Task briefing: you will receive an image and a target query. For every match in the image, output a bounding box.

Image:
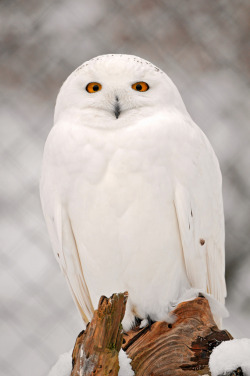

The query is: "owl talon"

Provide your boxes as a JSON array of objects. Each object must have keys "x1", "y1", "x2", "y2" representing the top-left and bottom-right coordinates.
[
  {"x1": 134, "y1": 316, "x2": 142, "y2": 327},
  {"x1": 229, "y1": 367, "x2": 244, "y2": 376},
  {"x1": 219, "y1": 367, "x2": 244, "y2": 376},
  {"x1": 147, "y1": 315, "x2": 155, "y2": 330}
]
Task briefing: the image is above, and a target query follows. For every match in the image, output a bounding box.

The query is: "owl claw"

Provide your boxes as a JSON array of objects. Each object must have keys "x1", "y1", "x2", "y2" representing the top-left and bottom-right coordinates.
[
  {"x1": 146, "y1": 315, "x2": 155, "y2": 330},
  {"x1": 229, "y1": 367, "x2": 244, "y2": 376},
  {"x1": 134, "y1": 316, "x2": 142, "y2": 327},
  {"x1": 219, "y1": 367, "x2": 244, "y2": 376}
]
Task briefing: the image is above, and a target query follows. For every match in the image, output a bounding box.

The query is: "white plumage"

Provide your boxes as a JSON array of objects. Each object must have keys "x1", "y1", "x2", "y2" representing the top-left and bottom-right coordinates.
[{"x1": 40, "y1": 54, "x2": 226, "y2": 330}]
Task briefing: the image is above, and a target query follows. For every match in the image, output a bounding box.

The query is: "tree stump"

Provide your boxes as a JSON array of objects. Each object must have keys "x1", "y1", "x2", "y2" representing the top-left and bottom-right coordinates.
[
  {"x1": 71, "y1": 293, "x2": 233, "y2": 376},
  {"x1": 71, "y1": 293, "x2": 128, "y2": 376}
]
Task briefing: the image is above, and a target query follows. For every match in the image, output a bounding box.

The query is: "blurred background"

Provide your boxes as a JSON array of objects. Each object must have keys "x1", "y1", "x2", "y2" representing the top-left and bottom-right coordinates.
[{"x1": 0, "y1": 1, "x2": 249, "y2": 375}]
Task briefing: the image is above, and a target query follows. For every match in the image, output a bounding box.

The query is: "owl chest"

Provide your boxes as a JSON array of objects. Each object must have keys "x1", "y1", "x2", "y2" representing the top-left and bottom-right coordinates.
[
  {"x1": 62, "y1": 132, "x2": 184, "y2": 286},
  {"x1": 58, "y1": 118, "x2": 191, "y2": 203},
  {"x1": 64, "y1": 137, "x2": 176, "y2": 222}
]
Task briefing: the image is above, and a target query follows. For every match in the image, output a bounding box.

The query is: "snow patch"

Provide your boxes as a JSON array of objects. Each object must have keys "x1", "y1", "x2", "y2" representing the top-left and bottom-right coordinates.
[
  {"x1": 118, "y1": 349, "x2": 134, "y2": 376},
  {"x1": 48, "y1": 348, "x2": 134, "y2": 376},
  {"x1": 209, "y1": 338, "x2": 250, "y2": 375},
  {"x1": 48, "y1": 350, "x2": 72, "y2": 376}
]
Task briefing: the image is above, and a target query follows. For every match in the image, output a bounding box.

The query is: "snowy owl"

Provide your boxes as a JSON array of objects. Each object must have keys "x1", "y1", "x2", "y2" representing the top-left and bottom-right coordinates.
[{"x1": 40, "y1": 54, "x2": 226, "y2": 331}]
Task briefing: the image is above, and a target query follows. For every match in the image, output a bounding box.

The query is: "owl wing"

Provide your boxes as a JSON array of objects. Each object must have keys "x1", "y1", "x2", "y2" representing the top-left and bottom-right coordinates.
[
  {"x1": 41, "y1": 194, "x2": 94, "y2": 324},
  {"x1": 174, "y1": 129, "x2": 227, "y2": 307}
]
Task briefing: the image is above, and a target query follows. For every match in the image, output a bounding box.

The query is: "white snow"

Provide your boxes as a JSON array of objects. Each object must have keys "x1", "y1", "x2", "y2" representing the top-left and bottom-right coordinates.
[
  {"x1": 48, "y1": 348, "x2": 134, "y2": 376},
  {"x1": 209, "y1": 338, "x2": 250, "y2": 375},
  {"x1": 48, "y1": 350, "x2": 72, "y2": 376},
  {"x1": 118, "y1": 349, "x2": 134, "y2": 376}
]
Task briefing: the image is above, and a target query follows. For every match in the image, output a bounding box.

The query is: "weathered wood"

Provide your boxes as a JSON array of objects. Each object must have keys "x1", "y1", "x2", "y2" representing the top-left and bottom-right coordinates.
[
  {"x1": 71, "y1": 293, "x2": 233, "y2": 376},
  {"x1": 123, "y1": 296, "x2": 232, "y2": 375},
  {"x1": 71, "y1": 292, "x2": 128, "y2": 376}
]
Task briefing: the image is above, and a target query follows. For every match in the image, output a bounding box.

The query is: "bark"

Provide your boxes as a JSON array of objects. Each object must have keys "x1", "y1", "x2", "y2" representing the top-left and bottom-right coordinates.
[
  {"x1": 71, "y1": 292, "x2": 128, "y2": 376},
  {"x1": 71, "y1": 293, "x2": 233, "y2": 376}
]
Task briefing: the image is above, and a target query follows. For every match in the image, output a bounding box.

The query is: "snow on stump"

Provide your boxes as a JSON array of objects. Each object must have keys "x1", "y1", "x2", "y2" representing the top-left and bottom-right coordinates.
[{"x1": 71, "y1": 293, "x2": 233, "y2": 376}]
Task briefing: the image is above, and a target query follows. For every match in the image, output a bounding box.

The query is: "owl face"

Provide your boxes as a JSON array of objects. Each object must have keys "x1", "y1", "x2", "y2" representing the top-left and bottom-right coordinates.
[{"x1": 54, "y1": 54, "x2": 186, "y2": 129}]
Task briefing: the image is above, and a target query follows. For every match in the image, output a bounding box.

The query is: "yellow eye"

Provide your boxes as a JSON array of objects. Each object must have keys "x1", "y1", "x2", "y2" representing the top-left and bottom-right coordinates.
[
  {"x1": 86, "y1": 82, "x2": 102, "y2": 93},
  {"x1": 132, "y1": 81, "x2": 149, "y2": 92}
]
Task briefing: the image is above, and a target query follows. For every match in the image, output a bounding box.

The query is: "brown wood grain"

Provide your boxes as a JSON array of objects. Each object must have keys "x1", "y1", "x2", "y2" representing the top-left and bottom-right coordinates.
[
  {"x1": 71, "y1": 292, "x2": 128, "y2": 376},
  {"x1": 71, "y1": 293, "x2": 232, "y2": 376}
]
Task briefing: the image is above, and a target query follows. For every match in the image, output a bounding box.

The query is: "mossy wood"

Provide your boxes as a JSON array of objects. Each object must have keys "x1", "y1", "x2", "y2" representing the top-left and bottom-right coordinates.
[
  {"x1": 71, "y1": 293, "x2": 233, "y2": 376},
  {"x1": 71, "y1": 293, "x2": 128, "y2": 376}
]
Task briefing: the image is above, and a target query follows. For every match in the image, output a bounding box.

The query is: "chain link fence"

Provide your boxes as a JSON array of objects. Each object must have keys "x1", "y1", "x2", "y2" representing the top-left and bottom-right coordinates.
[{"x1": 0, "y1": 1, "x2": 249, "y2": 375}]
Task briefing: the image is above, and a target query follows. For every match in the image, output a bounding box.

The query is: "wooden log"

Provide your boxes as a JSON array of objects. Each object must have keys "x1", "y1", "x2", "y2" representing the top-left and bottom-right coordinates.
[
  {"x1": 71, "y1": 292, "x2": 128, "y2": 376},
  {"x1": 123, "y1": 296, "x2": 232, "y2": 375},
  {"x1": 71, "y1": 293, "x2": 233, "y2": 376}
]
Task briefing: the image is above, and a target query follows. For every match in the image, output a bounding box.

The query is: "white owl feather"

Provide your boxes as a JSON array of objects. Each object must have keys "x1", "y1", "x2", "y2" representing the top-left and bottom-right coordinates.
[{"x1": 40, "y1": 54, "x2": 227, "y2": 330}]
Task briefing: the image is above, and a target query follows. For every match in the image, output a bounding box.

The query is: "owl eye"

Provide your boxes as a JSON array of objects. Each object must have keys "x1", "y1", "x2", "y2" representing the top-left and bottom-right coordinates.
[
  {"x1": 132, "y1": 81, "x2": 149, "y2": 92},
  {"x1": 86, "y1": 82, "x2": 102, "y2": 93}
]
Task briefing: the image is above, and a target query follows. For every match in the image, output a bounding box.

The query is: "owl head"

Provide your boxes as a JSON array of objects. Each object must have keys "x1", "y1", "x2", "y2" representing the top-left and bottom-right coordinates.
[{"x1": 54, "y1": 54, "x2": 187, "y2": 129}]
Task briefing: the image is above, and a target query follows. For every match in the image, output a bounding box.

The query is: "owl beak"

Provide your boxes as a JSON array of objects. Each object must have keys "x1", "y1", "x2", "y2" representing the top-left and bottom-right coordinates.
[{"x1": 114, "y1": 96, "x2": 121, "y2": 119}]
